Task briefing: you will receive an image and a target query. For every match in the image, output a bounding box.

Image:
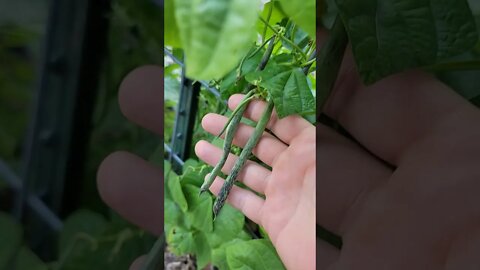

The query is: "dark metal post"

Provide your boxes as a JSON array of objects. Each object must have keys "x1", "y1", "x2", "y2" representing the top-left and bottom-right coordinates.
[
  {"x1": 169, "y1": 70, "x2": 200, "y2": 173},
  {"x1": 18, "y1": 0, "x2": 110, "y2": 259}
]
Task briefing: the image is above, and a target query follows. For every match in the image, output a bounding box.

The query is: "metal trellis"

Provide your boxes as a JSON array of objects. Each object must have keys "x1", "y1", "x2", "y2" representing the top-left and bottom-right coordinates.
[
  {"x1": 0, "y1": 0, "x2": 110, "y2": 260},
  {"x1": 164, "y1": 48, "x2": 223, "y2": 173}
]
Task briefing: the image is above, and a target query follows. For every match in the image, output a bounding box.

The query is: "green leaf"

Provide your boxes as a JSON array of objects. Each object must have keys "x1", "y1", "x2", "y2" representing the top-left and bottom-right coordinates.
[
  {"x1": 226, "y1": 239, "x2": 286, "y2": 270},
  {"x1": 336, "y1": 0, "x2": 479, "y2": 84},
  {"x1": 259, "y1": 226, "x2": 270, "y2": 240},
  {"x1": 283, "y1": 23, "x2": 311, "y2": 51},
  {"x1": 168, "y1": 175, "x2": 188, "y2": 212},
  {"x1": 211, "y1": 239, "x2": 246, "y2": 270},
  {"x1": 321, "y1": 0, "x2": 338, "y2": 29},
  {"x1": 164, "y1": 198, "x2": 184, "y2": 234},
  {"x1": 181, "y1": 161, "x2": 209, "y2": 187},
  {"x1": 258, "y1": 1, "x2": 287, "y2": 40},
  {"x1": 219, "y1": 48, "x2": 264, "y2": 99},
  {"x1": 206, "y1": 204, "x2": 247, "y2": 249},
  {"x1": 14, "y1": 246, "x2": 47, "y2": 270},
  {"x1": 164, "y1": 76, "x2": 180, "y2": 102},
  {"x1": 165, "y1": 0, "x2": 181, "y2": 47},
  {"x1": 174, "y1": 0, "x2": 260, "y2": 80},
  {"x1": 0, "y1": 212, "x2": 22, "y2": 268},
  {"x1": 183, "y1": 159, "x2": 199, "y2": 169},
  {"x1": 278, "y1": 0, "x2": 316, "y2": 37},
  {"x1": 192, "y1": 231, "x2": 211, "y2": 269},
  {"x1": 166, "y1": 226, "x2": 196, "y2": 255},
  {"x1": 183, "y1": 184, "x2": 213, "y2": 232},
  {"x1": 246, "y1": 67, "x2": 315, "y2": 118},
  {"x1": 59, "y1": 209, "x2": 107, "y2": 257}
]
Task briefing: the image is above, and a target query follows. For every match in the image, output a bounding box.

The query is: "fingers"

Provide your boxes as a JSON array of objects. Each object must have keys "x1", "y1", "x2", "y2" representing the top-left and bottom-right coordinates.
[
  {"x1": 119, "y1": 65, "x2": 163, "y2": 135},
  {"x1": 97, "y1": 151, "x2": 163, "y2": 235},
  {"x1": 209, "y1": 177, "x2": 265, "y2": 225},
  {"x1": 323, "y1": 49, "x2": 474, "y2": 165},
  {"x1": 202, "y1": 113, "x2": 287, "y2": 166},
  {"x1": 195, "y1": 140, "x2": 270, "y2": 194},
  {"x1": 228, "y1": 95, "x2": 313, "y2": 144},
  {"x1": 316, "y1": 124, "x2": 392, "y2": 235}
]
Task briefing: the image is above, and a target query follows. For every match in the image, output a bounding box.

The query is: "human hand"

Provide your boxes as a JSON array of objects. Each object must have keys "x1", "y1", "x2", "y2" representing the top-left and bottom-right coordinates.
[
  {"x1": 195, "y1": 96, "x2": 316, "y2": 270},
  {"x1": 96, "y1": 66, "x2": 163, "y2": 269},
  {"x1": 314, "y1": 44, "x2": 480, "y2": 269}
]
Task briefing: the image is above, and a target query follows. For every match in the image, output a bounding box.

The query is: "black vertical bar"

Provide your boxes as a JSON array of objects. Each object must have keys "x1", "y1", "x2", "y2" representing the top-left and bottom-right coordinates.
[
  {"x1": 169, "y1": 71, "x2": 200, "y2": 173},
  {"x1": 19, "y1": 0, "x2": 110, "y2": 259}
]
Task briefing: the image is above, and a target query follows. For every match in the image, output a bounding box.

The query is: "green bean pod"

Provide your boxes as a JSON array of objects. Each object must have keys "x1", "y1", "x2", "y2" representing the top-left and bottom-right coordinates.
[
  {"x1": 199, "y1": 91, "x2": 255, "y2": 195},
  {"x1": 213, "y1": 98, "x2": 274, "y2": 219},
  {"x1": 215, "y1": 90, "x2": 255, "y2": 139}
]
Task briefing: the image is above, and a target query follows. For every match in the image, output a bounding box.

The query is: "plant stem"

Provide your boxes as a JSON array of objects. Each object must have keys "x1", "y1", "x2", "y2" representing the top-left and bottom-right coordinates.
[
  {"x1": 302, "y1": 50, "x2": 316, "y2": 75},
  {"x1": 318, "y1": 16, "x2": 348, "y2": 111},
  {"x1": 262, "y1": 2, "x2": 274, "y2": 43},
  {"x1": 258, "y1": 16, "x2": 308, "y2": 60},
  {"x1": 213, "y1": 98, "x2": 275, "y2": 219}
]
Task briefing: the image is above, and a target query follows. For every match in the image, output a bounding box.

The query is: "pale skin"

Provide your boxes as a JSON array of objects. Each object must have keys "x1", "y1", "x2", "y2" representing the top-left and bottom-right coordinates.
[{"x1": 97, "y1": 41, "x2": 480, "y2": 269}]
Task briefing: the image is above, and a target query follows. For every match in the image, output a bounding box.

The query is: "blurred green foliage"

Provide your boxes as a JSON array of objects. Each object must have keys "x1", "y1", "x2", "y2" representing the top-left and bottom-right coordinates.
[
  {"x1": 0, "y1": 24, "x2": 36, "y2": 171},
  {"x1": 0, "y1": 0, "x2": 162, "y2": 268}
]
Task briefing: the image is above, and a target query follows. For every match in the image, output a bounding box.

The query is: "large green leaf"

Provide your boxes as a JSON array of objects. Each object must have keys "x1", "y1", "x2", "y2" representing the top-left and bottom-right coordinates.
[
  {"x1": 165, "y1": 198, "x2": 184, "y2": 234},
  {"x1": 336, "y1": 0, "x2": 479, "y2": 84},
  {"x1": 192, "y1": 231, "x2": 211, "y2": 269},
  {"x1": 166, "y1": 226, "x2": 196, "y2": 255},
  {"x1": 168, "y1": 175, "x2": 188, "y2": 212},
  {"x1": 181, "y1": 161, "x2": 209, "y2": 187},
  {"x1": 226, "y1": 239, "x2": 286, "y2": 270},
  {"x1": 211, "y1": 238, "x2": 246, "y2": 270},
  {"x1": 278, "y1": 0, "x2": 316, "y2": 37},
  {"x1": 0, "y1": 212, "x2": 22, "y2": 268},
  {"x1": 165, "y1": 0, "x2": 181, "y2": 47},
  {"x1": 183, "y1": 184, "x2": 213, "y2": 232},
  {"x1": 206, "y1": 204, "x2": 247, "y2": 249},
  {"x1": 220, "y1": 47, "x2": 264, "y2": 99},
  {"x1": 246, "y1": 67, "x2": 315, "y2": 118},
  {"x1": 174, "y1": 0, "x2": 259, "y2": 80}
]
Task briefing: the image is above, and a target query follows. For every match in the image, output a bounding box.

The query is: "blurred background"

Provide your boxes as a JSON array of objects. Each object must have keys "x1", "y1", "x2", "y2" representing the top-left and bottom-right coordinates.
[{"x1": 0, "y1": 0, "x2": 162, "y2": 268}]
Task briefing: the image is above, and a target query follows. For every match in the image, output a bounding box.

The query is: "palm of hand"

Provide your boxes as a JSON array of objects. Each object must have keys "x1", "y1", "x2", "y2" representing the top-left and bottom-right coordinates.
[
  {"x1": 195, "y1": 95, "x2": 316, "y2": 270},
  {"x1": 262, "y1": 127, "x2": 316, "y2": 270},
  {"x1": 317, "y1": 57, "x2": 480, "y2": 269},
  {"x1": 330, "y1": 132, "x2": 480, "y2": 269}
]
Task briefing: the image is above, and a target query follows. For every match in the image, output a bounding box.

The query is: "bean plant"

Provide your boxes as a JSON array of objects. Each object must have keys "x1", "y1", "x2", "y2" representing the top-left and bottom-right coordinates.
[
  {"x1": 164, "y1": 0, "x2": 316, "y2": 269},
  {"x1": 162, "y1": 0, "x2": 480, "y2": 269}
]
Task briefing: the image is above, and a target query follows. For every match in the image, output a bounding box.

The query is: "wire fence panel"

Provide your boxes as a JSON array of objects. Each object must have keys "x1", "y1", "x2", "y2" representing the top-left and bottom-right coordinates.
[{"x1": 164, "y1": 47, "x2": 226, "y2": 173}]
